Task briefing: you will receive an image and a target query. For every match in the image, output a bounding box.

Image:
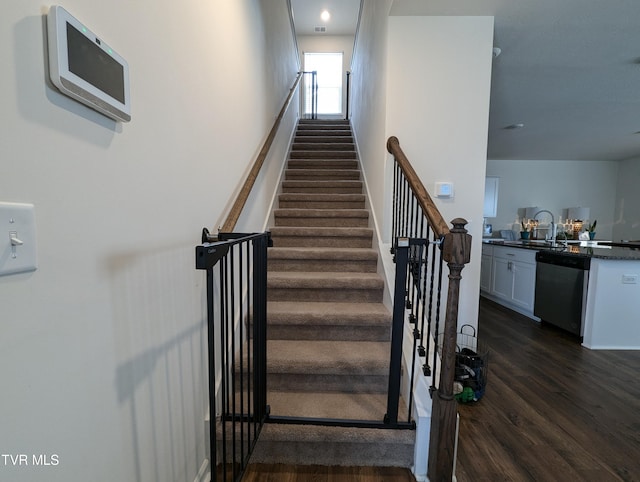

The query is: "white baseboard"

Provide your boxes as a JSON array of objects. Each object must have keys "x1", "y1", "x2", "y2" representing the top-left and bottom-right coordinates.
[{"x1": 194, "y1": 458, "x2": 210, "y2": 482}]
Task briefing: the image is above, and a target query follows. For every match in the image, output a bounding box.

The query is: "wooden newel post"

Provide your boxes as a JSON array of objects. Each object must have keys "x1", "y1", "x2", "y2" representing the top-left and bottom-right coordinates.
[{"x1": 428, "y1": 218, "x2": 472, "y2": 482}]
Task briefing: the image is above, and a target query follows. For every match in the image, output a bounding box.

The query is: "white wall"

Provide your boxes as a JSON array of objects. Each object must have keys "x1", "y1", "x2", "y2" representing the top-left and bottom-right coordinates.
[
  {"x1": 0, "y1": 1, "x2": 298, "y2": 481},
  {"x1": 613, "y1": 158, "x2": 640, "y2": 242},
  {"x1": 350, "y1": 0, "x2": 394, "y2": 228},
  {"x1": 297, "y1": 35, "x2": 354, "y2": 117},
  {"x1": 486, "y1": 160, "x2": 619, "y2": 240},
  {"x1": 385, "y1": 16, "x2": 495, "y2": 330}
]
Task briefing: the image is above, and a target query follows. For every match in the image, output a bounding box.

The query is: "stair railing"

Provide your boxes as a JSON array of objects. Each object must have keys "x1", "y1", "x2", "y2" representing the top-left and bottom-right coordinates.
[
  {"x1": 219, "y1": 72, "x2": 302, "y2": 234},
  {"x1": 386, "y1": 136, "x2": 472, "y2": 482},
  {"x1": 345, "y1": 70, "x2": 351, "y2": 120},
  {"x1": 301, "y1": 70, "x2": 318, "y2": 120},
  {"x1": 195, "y1": 229, "x2": 270, "y2": 482}
]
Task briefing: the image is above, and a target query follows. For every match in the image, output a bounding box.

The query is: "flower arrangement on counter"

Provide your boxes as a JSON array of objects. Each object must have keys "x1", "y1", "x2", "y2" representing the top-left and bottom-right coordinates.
[{"x1": 520, "y1": 221, "x2": 533, "y2": 239}]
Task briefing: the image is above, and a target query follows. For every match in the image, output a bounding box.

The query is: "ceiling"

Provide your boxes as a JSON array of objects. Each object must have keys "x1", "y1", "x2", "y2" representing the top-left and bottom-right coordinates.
[
  {"x1": 290, "y1": 0, "x2": 361, "y2": 36},
  {"x1": 291, "y1": 0, "x2": 640, "y2": 162}
]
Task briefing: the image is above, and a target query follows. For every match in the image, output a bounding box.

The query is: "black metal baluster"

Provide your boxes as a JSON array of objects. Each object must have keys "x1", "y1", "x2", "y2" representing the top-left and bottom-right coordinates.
[
  {"x1": 391, "y1": 162, "x2": 398, "y2": 254},
  {"x1": 219, "y1": 258, "x2": 228, "y2": 480}
]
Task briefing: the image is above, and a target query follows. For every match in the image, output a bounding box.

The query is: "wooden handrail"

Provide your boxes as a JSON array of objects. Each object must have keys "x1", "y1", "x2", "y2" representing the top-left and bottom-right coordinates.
[
  {"x1": 220, "y1": 72, "x2": 303, "y2": 233},
  {"x1": 386, "y1": 136, "x2": 450, "y2": 239}
]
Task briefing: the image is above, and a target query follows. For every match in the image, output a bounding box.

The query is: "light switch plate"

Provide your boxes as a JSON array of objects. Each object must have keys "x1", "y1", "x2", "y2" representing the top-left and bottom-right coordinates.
[
  {"x1": 435, "y1": 182, "x2": 454, "y2": 198},
  {"x1": 0, "y1": 202, "x2": 38, "y2": 276}
]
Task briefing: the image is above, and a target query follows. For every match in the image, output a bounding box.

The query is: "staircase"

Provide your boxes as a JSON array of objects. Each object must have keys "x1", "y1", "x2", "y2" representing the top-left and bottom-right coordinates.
[{"x1": 250, "y1": 119, "x2": 415, "y2": 467}]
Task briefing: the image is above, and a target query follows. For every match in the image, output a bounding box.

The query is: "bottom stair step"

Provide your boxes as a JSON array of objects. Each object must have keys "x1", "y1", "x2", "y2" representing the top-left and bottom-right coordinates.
[
  {"x1": 250, "y1": 423, "x2": 415, "y2": 467},
  {"x1": 267, "y1": 391, "x2": 410, "y2": 422}
]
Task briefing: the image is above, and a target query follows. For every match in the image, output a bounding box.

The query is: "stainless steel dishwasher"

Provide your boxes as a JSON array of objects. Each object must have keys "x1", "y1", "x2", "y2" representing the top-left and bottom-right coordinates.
[{"x1": 534, "y1": 251, "x2": 590, "y2": 336}]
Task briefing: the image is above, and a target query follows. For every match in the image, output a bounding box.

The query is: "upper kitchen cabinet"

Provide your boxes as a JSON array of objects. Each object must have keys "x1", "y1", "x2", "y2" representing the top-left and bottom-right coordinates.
[{"x1": 484, "y1": 177, "x2": 499, "y2": 218}]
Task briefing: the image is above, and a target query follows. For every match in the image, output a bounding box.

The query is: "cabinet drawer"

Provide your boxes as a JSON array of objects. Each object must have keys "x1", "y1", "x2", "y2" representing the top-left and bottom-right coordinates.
[
  {"x1": 482, "y1": 244, "x2": 493, "y2": 256},
  {"x1": 492, "y1": 245, "x2": 536, "y2": 264}
]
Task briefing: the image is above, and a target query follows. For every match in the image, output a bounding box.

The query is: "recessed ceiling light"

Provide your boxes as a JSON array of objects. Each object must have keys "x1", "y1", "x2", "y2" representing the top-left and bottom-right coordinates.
[
  {"x1": 504, "y1": 123, "x2": 525, "y2": 129},
  {"x1": 321, "y1": 10, "x2": 330, "y2": 22}
]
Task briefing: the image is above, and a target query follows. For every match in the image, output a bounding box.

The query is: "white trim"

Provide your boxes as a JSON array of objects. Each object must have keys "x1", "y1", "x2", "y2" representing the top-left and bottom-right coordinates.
[{"x1": 194, "y1": 458, "x2": 210, "y2": 482}]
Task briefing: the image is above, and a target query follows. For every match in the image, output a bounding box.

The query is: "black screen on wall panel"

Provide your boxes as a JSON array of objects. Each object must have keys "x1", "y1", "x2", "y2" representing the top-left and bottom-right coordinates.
[{"x1": 66, "y1": 22, "x2": 125, "y2": 103}]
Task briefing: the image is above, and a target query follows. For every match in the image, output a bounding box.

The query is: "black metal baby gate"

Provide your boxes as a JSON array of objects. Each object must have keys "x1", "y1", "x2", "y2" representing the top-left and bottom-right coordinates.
[{"x1": 195, "y1": 229, "x2": 270, "y2": 482}]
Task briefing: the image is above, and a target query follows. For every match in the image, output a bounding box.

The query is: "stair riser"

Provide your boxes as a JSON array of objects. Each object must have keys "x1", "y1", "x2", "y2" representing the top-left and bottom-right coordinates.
[
  {"x1": 285, "y1": 171, "x2": 360, "y2": 181},
  {"x1": 278, "y1": 201, "x2": 365, "y2": 209},
  {"x1": 268, "y1": 373, "x2": 388, "y2": 394},
  {"x1": 274, "y1": 217, "x2": 369, "y2": 228},
  {"x1": 267, "y1": 324, "x2": 390, "y2": 342},
  {"x1": 287, "y1": 160, "x2": 358, "y2": 169},
  {"x1": 270, "y1": 236, "x2": 372, "y2": 248},
  {"x1": 290, "y1": 151, "x2": 357, "y2": 159},
  {"x1": 295, "y1": 136, "x2": 354, "y2": 143},
  {"x1": 281, "y1": 183, "x2": 363, "y2": 194},
  {"x1": 250, "y1": 440, "x2": 414, "y2": 467},
  {"x1": 267, "y1": 287, "x2": 383, "y2": 303},
  {"x1": 295, "y1": 133, "x2": 352, "y2": 139},
  {"x1": 282, "y1": 187, "x2": 363, "y2": 194},
  {"x1": 268, "y1": 259, "x2": 377, "y2": 273},
  {"x1": 297, "y1": 125, "x2": 351, "y2": 131},
  {"x1": 292, "y1": 144, "x2": 355, "y2": 151}
]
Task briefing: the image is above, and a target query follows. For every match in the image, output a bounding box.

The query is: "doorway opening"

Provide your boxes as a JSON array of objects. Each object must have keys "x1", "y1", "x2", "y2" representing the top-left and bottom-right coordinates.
[{"x1": 303, "y1": 52, "x2": 343, "y2": 116}]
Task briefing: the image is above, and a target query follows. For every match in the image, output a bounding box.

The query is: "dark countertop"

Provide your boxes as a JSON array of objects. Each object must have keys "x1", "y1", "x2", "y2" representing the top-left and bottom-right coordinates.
[{"x1": 485, "y1": 240, "x2": 640, "y2": 261}]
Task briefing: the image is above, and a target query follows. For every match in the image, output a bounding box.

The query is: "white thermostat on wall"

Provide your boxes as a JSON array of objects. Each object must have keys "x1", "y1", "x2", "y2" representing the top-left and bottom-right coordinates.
[
  {"x1": 47, "y1": 5, "x2": 131, "y2": 122},
  {"x1": 435, "y1": 182, "x2": 454, "y2": 198}
]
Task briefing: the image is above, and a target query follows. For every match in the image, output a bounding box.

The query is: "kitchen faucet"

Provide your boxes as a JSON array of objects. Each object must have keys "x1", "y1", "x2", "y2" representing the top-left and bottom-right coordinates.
[{"x1": 533, "y1": 210, "x2": 556, "y2": 246}]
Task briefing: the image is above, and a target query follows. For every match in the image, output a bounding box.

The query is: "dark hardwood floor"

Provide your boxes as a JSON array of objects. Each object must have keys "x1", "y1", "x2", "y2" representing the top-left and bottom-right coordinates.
[{"x1": 455, "y1": 298, "x2": 640, "y2": 482}]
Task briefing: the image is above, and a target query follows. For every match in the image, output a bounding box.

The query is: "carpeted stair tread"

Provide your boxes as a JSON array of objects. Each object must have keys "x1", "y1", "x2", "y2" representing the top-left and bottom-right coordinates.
[
  {"x1": 270, "y1": 226, "x2": 373, "y2": 248},
  {"x1": 274, "y1": 208, "x2": 368, "y2": 219},
  {"x1": 270, "y1": 226, "x2": 372, "y2": 237},
  {"x1": 279, "y1": 193, "x2": 365, "y2": 202},
  {"x1": 266, "y1": 301, "x2": 390, "y2": 341},
  {"x1": 290, "y1": 150, "x2": 357, "y2": 159},
  {"x1": 267, "y1": 301, "x2": 390, "y2": 325},
  {"x1": 297, "y1": 124, "x2": 351, "y2": 130},
  {"x1": 274, "y1": 209, "x2": 369, "y2": 228},
  {"x1": 267, "y1": 340, "x2": 389, "y2": 375},
  {"x1": 294, "y1": 130, "x2": 352, "y2": 137},
  {"x1": 287, "y1": 159, "x2": 359, "y2": 169},
  {"x1": 278, "y1": 193, "x2": 365, "y2": 210},
  {"x1": 250, "y1": 424, "x2": 414, "y2": 467},
  {"x1": 274, "y1": 208, "x2": 367, "y2": 215},
  {"x1": 268, "y1": 247, "x2": 377, "y2": 262},
  {"x1": 268, "y1": 247, "x2": 377, "y2": 272},
  {"x1": 292, "y1": 143, "x2": 355, "y2": 151},
  {"x1": 267, "y1": 392, "x2": 406, "y2": 421},
  {"x1": 267, "y1": 271, "x2": 384, "y2": 290},
  {"x1": 285, "y1": 169, "x2": 360, "y2": 180},
  {"x1": 295, "y1": 135, "x2": 354, "y2": 143},
  {"x1": 281, "y1": 181, "x2": 363, "y2": 195}
]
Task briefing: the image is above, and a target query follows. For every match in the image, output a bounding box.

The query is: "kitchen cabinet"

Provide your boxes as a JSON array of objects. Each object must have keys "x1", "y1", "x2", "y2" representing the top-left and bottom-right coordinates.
[
  {"x1": 480, "y1": 244, "x2": 493, "y2": 293},
  {"x1": 481, "y1": 244, "x2": 538, "y2": 319}
]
